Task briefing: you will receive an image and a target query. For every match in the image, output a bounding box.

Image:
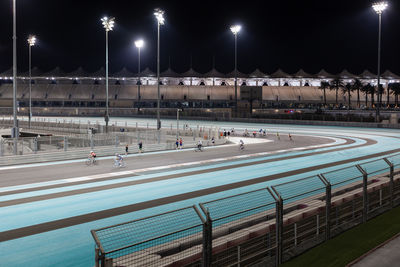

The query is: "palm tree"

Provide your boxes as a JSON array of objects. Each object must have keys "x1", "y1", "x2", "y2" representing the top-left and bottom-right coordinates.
[
  {"x1": 342, "y1": 83, "x2": 354, "y2": 110},
  {"x1": 377, "y1": 84, "x2": 384, "y2": 108},
  {"x1": 360, "y1": 83, "x2": 373, "y2": 108},
  {"x1": 389, "y1": 83, "x2": 400, "y2": 107},
  {"x1": 352, "y1": 79, "x2": 363, "y2": 108},
  {"x1": 329, "y1": 78, "x2": 344, "y2": 107},
  {"x1": 319, "y1": 81, "x2": 329, "y2": 106},
  {"x1": 369, "y1": 84, "x2": 376, "y2": 108}
]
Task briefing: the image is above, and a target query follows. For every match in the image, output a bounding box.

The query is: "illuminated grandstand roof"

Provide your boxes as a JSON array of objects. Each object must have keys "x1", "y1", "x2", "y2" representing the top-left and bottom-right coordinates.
[
  {"x1": 249, "y1": 69, "x2": 267, "y2": 78},
  {"x1": 0, "y1": 66, "x2": 399, "y2": 82},
  {"x1": 269, "y1": 69, "x2": 291, "y2": 78},
  {"x1": 358, "y1": 70, "x2": 376, "y2": 79}
]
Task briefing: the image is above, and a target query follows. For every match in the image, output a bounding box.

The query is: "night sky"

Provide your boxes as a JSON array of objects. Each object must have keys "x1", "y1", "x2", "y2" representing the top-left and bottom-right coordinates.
[{"x1": 0, "y1": 0, "x2": 399, "y2": 75}]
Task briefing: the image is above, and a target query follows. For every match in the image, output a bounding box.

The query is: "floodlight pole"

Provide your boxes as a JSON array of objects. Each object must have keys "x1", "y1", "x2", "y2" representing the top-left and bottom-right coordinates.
[
  {"x1": 28, "y1": 43, "x2": 32, "y2": 128},
  {"x1": 234, "y1": 33, "x2": 238, "y2": 117},
  {"x1": 137, "y1": 46, "x2": 141, "y2": 112},
  {"x1": 105, "y1": 29, "x2": 109, "y2": 133},
  {"x1": 156, "y1": 20, "x2": 161, "y2": 130},
  {"x1": 376, "y1": 12, "x2": 382, "y2": 122},
  {"x1": 12, "y1": 0, "x2": 18, "y2": 155}
]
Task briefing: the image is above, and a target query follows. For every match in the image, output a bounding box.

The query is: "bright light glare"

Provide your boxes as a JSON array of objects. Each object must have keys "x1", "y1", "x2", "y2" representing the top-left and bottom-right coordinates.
[
  {"x1": 27, "y1": 35, "x2": 36, "y2": 46},
  {"x1": 154, "y1": 9, "x2": 165, "y2": 25},
  {"x1": 372, "y1": 1, "x2": 388, "y2": 14},
  {"x1": 101, "y1": 16, "x2": 115, "y2": 31},
  {"x1": 230, "y1": 25, "x2": 241, "y2": 35},
  {"x1": 135, "y1": 39, "x2": 144, "y2": 48}
]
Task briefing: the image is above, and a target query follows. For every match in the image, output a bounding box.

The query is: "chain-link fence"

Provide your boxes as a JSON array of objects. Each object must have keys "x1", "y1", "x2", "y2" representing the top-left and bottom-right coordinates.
[
  {"x1": 271, "y1": 175, "x2": 327, "y2": 263},
  {"x1": 200, "y1": 188, "x2": 277, "y2": 266},
  {"x1": 91, "y1": 154, "x2": 400, "y2": 267},
  {"x1": 91, "y1": 206, "x2": 205, "y2": 267}
]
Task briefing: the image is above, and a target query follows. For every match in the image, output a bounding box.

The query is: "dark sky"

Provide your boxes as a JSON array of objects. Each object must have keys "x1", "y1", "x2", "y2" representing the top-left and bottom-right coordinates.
[{"x1": 0, "y1": 0, "x2": 399, "y2": 75}]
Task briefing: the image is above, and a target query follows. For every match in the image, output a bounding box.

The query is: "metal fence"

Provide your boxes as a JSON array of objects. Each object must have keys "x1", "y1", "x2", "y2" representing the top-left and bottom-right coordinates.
[
  {"x1": 200, "y1": 188, "x2": 277, "y2": 266},
  {"x1": 91, "y1": 206, "x2": 205, "y2": 267},
  {"x1": 91, "y1": 154, "x2": 400, "y2": 267},
  {"x1": 0, "y1": 118, "x2": 221, "y2": 156}
]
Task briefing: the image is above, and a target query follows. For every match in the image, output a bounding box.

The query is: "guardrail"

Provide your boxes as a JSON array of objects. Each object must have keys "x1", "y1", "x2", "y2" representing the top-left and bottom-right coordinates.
[
  {"x1": 0, "y1": 118, "x2": 223, "y2": 160},
  {"x1": 91, "y1": 153, "x2": 400, "y2": 267},
  {"x1": 0, "y1": 138, "x2": 226, "y2": 166}
]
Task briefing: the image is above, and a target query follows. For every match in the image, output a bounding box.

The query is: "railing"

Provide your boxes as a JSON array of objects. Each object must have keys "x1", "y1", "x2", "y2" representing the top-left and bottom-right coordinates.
[
  {"x1": 91, "y1": 206, "x2": 205, "y2": 267},
  {"x1": 91, "y1": 154, "x2": 400, "y2": 267},
  {"x1": 0, "y1": 118, "x2": 222, "y2": 157}
]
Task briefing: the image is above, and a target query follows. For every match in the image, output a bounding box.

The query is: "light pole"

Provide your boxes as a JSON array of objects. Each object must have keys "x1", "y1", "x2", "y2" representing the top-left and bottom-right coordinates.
[
  {"x1": 372, "y1": 1, "x2": 388, "y2": 122},
  {"x1": 154, "y1": 9, "x2": 165, "y2": 131},
  {"x1": 135, "y1": 39, "x2": 144, "y2": 112},
  {"x1": 12, "y1": 0, "x2": 18, "y2": 155},
  {"x1": 101, "y1": 16, "x2": 115, "y2": 133},
  {"x1": 27, "y1": 35, "x2": 36, "y2": 129},
  {"x1": 230, "y1": 25, "x2": 241, "y2": 117},
  {"x1": 176, "y1": 108, "x2": 182, "y2": 140}
]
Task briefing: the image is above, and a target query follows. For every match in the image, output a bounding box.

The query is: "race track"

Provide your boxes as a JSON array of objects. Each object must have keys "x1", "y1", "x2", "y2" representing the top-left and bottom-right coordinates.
[{"x1": 1, "y1": 117, "x2": 400, "y2": 267}]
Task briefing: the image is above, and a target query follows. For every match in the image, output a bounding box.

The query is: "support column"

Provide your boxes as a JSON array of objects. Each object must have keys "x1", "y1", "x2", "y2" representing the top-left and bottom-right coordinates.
[
  {"x1": 384, "y1": 158, "x2": 394, "y2": 208},
  {"x1": 356, "y1": 165, "x2": 368, "y2": 223}
]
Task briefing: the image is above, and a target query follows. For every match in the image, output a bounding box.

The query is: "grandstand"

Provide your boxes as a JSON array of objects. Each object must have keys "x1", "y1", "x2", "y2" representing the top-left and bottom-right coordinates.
[{"x1": 0, "y1": 68, "x2": 399, "y2": 113}]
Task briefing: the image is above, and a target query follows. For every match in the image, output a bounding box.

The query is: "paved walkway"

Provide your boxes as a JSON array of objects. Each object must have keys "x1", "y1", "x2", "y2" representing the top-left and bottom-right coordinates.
[{"x1": 351, "y1": 233, "x2": 400, "y2": 267}]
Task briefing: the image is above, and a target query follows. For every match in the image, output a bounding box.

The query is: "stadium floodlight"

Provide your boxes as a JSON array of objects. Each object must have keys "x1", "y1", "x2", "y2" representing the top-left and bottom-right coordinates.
[
  {"x1": 230, "y1": 24, "x2": 241, "y2": 116},
  {"x1": 101, "y1": 16, "x2": 115, "y2": 133},
  {"x1": 27, "y1": 35, "x2": 37, "y2": 129},
  {"x1": 154, "y1": 8, "x2": 165, "y2": 132},
  {"x1": 230, "y1": 25, "x2": 241, "y2": 35},
  {"x1": 372, "y1": 1, "x2": 388, "y2": 121},
  {"x1": 101, "y1": 16, "x2": 115, "y2": 31},
  {"x1": 134, "y1": 39, "x2": 144, "y2": 111},
  {"x1": 154, "y1": 9, "x2": 165, "y2": 25},
  {"x1": 372, "y1": 1, "x2": 388, "y2": 14},
  {"x1": 28, "y1": 35, "x2": 36, "y2": 47},
  {"x1": 135, "y1": 39, "x2": 144, "y2": 48}
]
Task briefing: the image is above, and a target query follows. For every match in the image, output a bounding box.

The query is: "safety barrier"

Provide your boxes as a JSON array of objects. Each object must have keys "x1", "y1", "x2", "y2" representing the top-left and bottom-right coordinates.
[{"x1": 91, "y1": 154, "x2": 400, "y2": 267}]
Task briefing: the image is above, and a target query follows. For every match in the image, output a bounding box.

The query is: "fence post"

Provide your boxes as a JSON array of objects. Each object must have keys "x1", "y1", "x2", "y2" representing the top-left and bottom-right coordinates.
[
  {"x1": 199, "y1": 205, "x2": 212, "y2": 267},
  {"x1": 94, "y1": 247, "x2": 100, "y2": 267},
  {"x1": 33, "y1": 137, "x2": 38, "y2": 153},
  {"x1": 115, "y1": 135, "x2": 119, "y2": 148},
  {"x1": 269, "y1": 187, "x2": 282, "y2": 266},
  {"x1": 356, "y1": 165, "x2": 368, "y2": 223},
  {"x1": 319, "y1": 174, "x2": 331, "y2": 240},
  {"x1": 90, "y1": 134, "x2": 94, "y2": 150},
  {"x1": 64, "y1": 136, "x2": 68, "y2": 151},
  {"x1": 0, "y1": 139, "x2": 3, "y2": 157},
  {"x1": 383, "y1": 158, "x2": 394, "y2": 208}
]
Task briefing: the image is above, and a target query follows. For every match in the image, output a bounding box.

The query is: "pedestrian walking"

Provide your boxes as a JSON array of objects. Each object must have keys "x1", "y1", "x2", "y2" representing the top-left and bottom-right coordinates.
[
  {"x1": 211, "y1": 137, "x2": 215, "y2": 145},
  {"x1": 179, "y1": 138, "x2": 183, "y2": 149},
  {"x1": 175, "y1": 139, "x2": 179, "y2": 150},
  {"x1": 223, "y1": 130, "x2": 227, "y2": 138},
  {"x1": 277, "y1": 132, "x2": 280, "y2": 140},
  {"x1": 289, "y1": 133, "x2": 293, "y2": 141},
  {"x1": 138, "y1": 141, "x2": 143, "y2": 153},
  {"x1": 125, "y1": 144, "x2": 129, "y2": 155}
]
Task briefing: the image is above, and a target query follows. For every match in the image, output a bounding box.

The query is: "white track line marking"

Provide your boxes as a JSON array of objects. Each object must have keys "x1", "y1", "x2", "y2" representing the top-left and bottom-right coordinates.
[{"x1": 0, "y1": 136, "x2": 343, "y2": 193}]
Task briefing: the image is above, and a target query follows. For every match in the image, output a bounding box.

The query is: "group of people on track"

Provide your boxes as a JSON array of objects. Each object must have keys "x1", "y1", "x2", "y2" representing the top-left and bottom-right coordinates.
[{"x1": 86, "y1": 127, "x2": 295, "y2": 166}]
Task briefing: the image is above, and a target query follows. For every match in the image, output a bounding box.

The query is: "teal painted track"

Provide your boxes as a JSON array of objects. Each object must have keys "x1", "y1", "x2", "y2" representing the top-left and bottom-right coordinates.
[{"x1": 1, "y1": 118, "x2": 400, "y2": 267}]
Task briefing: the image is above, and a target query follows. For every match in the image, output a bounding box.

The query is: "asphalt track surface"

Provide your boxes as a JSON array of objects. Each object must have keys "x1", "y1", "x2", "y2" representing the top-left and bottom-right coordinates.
[{"x1": 1, "y1": 118, "x2": 400, "y2": 267}]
